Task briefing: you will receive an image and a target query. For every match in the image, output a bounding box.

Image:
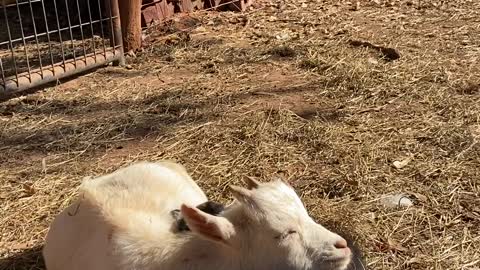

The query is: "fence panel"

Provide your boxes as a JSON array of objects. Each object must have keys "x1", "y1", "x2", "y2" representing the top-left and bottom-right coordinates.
[{"x1": 0, "y1": 0, "x2": 124, "y2": 97}]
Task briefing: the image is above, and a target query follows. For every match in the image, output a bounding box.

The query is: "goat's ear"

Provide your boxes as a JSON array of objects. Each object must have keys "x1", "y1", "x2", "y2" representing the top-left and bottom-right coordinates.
[
  {"x1": 228, "y1": 185, "x2": 254, "y2": 203},
  {"x1": 228, "y1": 185, "x2": 261, "y2": 213},
  {"x1": 180, "y1": 204, "x2": 235, "y2": 244},
  {"x1": 243, "y1": 176, "x2": 261, "y2": 190},
  {"x1": 273, "y1": 176, "x2": 292, "y2": 187}
]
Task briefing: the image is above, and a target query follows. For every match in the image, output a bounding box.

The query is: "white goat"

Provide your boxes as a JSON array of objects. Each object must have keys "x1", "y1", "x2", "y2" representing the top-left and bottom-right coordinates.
[{"x1": 43, "y1": 161, "x2": 353, "y2": 270}]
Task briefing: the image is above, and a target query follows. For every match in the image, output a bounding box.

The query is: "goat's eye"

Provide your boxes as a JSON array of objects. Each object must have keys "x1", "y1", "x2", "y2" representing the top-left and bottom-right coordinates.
[
  {"x1": 275, "y1": 230, "x2": 298, "y2": 240},
  {"x1": 287, "y1": 230, "x2": 297, "y2": 235}
]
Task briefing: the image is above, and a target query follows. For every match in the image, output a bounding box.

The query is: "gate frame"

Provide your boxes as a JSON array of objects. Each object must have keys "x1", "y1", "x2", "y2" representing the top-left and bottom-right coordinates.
[{"x1": 0, "y1": 0, "x2": 125, "y2": 98}]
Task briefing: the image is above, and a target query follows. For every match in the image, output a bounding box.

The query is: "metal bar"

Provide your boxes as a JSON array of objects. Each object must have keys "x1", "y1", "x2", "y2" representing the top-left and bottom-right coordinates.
[
  {"x1": 28, "y1": 0, "x2": 44, "y2": 78},
  {"x1": 2, "y1": 0, "x2": 20, "y2": 86},
  {"x1": 0, "y1": 58, "x2": 5, "y2": 87},
  {"x1": 0, "y1": 49, "x2": 122, "y2": 97},
  {"x1": 75, "y1": 0, "x2": 88, "y2": 63},
  {"x1": 52, "y1": 0, "x2": 67, "y2": 68},
  {"x1": 105, "y1": 0, "x2": 115, "y2": 54},
  {"x1": 86, "y1": 0, "x2": 97, "y2": 62},
  {"x1": 15, "y1": 0, "x2": 33, "y2": 82},
  {"x1": 109, "y1": 0, "x2": 124, "y2": 65},
  {"x1": 64, "y1": 0, "x2": 78, "y2": 68},
  {"x1": 40, "y1": 0, "x2": 57, "y2": 76},
  {"x1": 2, "y1": 0, "x2": 42, "y2": 8},
  {"x1": 96, "y1": 0, "x2": 107, "y2": 57},
  {"x1": 6, "y1": 47, "x2": 114, "y2": 79},
  {"x1": 0, "y1": 17, "x2": 117, "y2": 47}
]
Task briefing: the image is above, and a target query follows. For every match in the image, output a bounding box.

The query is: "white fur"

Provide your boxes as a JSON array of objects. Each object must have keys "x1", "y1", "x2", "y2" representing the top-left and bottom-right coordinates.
[{"x1": 43, "y1": 161, "x2": 352, "y2": 270}]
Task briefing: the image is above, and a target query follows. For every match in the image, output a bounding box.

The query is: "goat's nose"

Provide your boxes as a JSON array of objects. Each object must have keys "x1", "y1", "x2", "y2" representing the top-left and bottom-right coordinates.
[{"x1": 334, "y1": 238, "x2": 348, "y2": 249}]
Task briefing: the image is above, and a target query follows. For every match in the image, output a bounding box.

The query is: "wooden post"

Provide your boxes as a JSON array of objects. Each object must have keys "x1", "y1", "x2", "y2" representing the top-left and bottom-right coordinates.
[
  {"x1": 110, "y1": 0, "x2": 126, "y2": 65},
  {"x1": 118, "y1": 0, "x2": 143, "y2": 52}
]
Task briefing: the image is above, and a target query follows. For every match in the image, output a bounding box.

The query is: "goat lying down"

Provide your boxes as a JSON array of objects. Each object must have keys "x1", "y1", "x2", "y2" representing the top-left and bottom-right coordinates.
[
  {"x1": 43, "y1": 161, "x2": 359, "y2": 270},
  {"x1": 171, "y1": 202, "x2": 365, "y2": 270}
]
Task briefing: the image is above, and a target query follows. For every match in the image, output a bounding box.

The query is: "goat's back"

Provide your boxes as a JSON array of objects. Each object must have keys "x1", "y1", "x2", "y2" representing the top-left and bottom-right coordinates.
[{"x1": 42, "y1": 161, "x2": 208, "y2": 270}]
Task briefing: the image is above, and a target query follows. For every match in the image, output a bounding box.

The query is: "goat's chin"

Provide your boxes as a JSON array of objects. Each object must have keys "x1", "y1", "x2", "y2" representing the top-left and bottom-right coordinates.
[
  {"x1": 338, "y1": 256, "x2": 353, "y2": 270},
  {"x1": 344, "y1": 254, "x2": 366, "y2": 270},
  {"x1": 311, "y1": 253, "x2": 352, "y2": 270},
  {"x1": 334, "y1": 256, "x2": 352, "y2": 270},
  {"x1": 323, "y1": 252, "x2": 353, "y2": 270}
]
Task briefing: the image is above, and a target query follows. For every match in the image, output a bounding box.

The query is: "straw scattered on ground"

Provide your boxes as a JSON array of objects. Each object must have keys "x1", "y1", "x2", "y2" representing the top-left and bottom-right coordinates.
[{"x1": 1, "y1": 0, "x2": 479, "y2": 269}]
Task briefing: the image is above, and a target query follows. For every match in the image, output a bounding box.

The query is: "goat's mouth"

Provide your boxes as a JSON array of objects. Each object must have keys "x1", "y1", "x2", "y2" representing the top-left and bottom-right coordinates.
[
  {"x1": 336, "y1": 251, "x2": 368, "y2": 270},
  {"x1": 321, "y1": 251, "x2": 353, "y2": 270}
]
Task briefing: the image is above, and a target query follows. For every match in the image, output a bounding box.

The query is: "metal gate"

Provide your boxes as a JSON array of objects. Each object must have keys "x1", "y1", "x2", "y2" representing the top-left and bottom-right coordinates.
[{"x1": 0, "y1": 0, "x2": 124, "y2": 98}]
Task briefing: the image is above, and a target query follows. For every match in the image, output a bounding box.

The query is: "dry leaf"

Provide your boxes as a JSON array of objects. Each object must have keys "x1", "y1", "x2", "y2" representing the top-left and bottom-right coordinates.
[
  {"x1": 22, "y1": 183, "x2": 35, "y2": 196},
  {"x1": 345, "y1": 178, "x2": 359, "y2": 187},
  {"x1": 407, "y1": 256, "x2": 425, "y2": 264},
  {"x1": 355, "y1": 1, "x2": 361, "y2": 10},
  {"x1": 393, "y1": 156, "x2": 413, "y2": 169},
  {"x1": 388, "y1": 238, "x2": 409, "y2": 252},
  {"x1": 267, "y1": 16, "x2": 277, "y2": 22},
  {"x1": 408, "y1": 192, "x2": 428, "y2": 202},
  {"x1": 8, "y1": 242, "x2": 30, "y2": 250}
]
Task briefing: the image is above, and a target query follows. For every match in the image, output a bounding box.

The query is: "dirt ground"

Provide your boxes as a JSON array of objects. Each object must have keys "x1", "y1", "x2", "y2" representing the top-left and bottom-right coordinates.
[{"x1": 1, "y1": 0, "x2": 479, "y2": 269}]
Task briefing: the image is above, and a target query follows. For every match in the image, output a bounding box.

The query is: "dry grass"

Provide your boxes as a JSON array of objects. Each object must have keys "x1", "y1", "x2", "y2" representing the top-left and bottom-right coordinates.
[{"x1": 1, "y1": 0, "x2": 480, "y2": 269}]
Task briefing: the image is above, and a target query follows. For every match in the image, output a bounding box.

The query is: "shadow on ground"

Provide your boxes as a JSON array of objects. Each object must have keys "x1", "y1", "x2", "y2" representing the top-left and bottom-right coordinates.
[
  {"x1": 0, "y1": 246, "x2": 45, "y2": 270},
  {"x1": 0, "y1": 81, "x2": 332, "y2": 157}
]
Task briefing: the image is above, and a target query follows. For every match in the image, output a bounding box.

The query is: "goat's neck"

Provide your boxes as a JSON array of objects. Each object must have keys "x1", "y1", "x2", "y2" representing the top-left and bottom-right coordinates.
[
  {"x1": 157, "y1": 233, "x2": 240, "y2": 270},
  {"x1": 158, "y1": 205, "x2": 245, "y2": 270}
]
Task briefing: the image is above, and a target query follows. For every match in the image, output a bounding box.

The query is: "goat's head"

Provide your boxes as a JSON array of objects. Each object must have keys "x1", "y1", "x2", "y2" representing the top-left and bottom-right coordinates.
[{"x1": 180, "y1": 177, "x2": 353, "y2": 270}]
